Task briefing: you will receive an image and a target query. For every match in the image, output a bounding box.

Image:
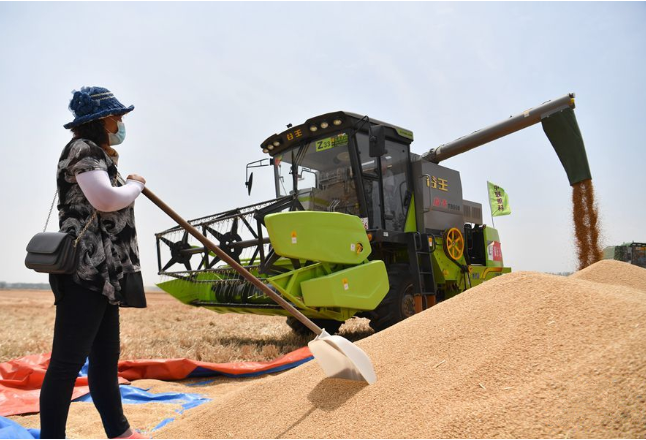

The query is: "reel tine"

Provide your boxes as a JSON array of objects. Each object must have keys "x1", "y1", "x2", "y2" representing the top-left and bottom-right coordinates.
[
  {"x1": 160, "y1": 237, "x2": 174, "y2": 247},
  {"x1": 205, "y1": 226, "x2": 224, "y2": 241},
  {"x1": 162, "y1": 257, "x2": 178, "y2": 272},
  {"x1": 197, "y1": 253, "x2": 209, "y2": 271},
  {"x1": 209, "y1": 257, "x2": 225, "y2": 269}
]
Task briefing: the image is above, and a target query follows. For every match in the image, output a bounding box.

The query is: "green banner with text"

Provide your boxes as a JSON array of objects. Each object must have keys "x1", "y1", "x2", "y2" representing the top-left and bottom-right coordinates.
[{"x1": 488, "y1": 181, "x2": 511, "y2": 217}]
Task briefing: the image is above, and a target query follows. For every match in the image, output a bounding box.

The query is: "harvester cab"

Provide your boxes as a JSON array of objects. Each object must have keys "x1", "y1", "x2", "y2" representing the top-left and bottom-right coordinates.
[
  {"x1": 156, "y1": 93, "x2": 590, "y2": 334},
  {"x1": 263, "y1": 112, "x2": 413, "y2": 231}
]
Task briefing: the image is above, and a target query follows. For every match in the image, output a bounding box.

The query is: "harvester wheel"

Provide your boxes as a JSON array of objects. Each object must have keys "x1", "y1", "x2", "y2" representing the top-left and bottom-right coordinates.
[
  {"x1": 369, "y1": 266, "x2": 421, "y2": 332},
  {"x1": 285, "y1": 317, "x2": 343, "y2": 336}
]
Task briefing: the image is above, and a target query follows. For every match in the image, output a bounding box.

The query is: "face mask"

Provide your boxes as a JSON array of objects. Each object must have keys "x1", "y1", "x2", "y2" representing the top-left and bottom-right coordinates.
[{"x1": 108, "y1": 121, "x2": 126, "y2": 146}]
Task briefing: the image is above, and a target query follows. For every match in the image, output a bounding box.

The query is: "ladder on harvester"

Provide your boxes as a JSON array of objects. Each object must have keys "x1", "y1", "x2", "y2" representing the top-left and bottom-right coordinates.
[{"x1": 407, "y1": 232, "x2": 437, "y2": 310}]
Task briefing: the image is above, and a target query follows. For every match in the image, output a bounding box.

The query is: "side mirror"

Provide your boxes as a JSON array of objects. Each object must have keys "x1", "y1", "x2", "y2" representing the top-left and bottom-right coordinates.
[
  {"x1": 369, "y1": 125, "x2": 386, "y2": 157},
  {"x1": 244, "y1": 158, "x2": 273, "y2": 196},
  {"x1": 245, "y1": 172, "x2": 254, "y2": 195}
]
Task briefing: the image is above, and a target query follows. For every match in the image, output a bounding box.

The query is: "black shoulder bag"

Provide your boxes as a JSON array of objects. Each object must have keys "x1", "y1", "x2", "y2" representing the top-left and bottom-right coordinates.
[{"x1": 25, "y1": 191, "x2": 96, "y2": 274}]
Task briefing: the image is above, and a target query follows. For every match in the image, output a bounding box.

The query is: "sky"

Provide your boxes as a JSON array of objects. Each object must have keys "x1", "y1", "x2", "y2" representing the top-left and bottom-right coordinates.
[{"x1": 1, "y1": 2, "x2": 645, "y2": 287}]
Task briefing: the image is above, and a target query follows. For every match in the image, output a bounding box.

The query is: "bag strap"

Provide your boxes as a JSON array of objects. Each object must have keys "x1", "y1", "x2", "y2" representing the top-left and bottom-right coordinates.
[
  {"x1": 43, "y1": 190, "x2": 58, "y2": 232},
  {"x1": 43, "y1": 189, "x2": 98, "y2": 246},
  {"x1": 74, "y1": 211, "x2": 98, "y2": 247},
  {"x1": 45, "y1": 169, "x2": 120, "y2": 245}
]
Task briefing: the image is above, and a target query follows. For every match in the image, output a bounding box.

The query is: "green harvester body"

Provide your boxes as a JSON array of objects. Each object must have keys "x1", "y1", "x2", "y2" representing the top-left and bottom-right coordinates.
[{"x1": 156, "y1": 94, "x2": 590, "y2": 332}]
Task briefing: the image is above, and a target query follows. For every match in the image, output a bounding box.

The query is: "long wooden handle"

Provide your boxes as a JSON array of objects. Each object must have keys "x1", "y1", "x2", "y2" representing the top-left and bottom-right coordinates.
[{"x1": 142, "y1": 187, "x2": 323, "y2": 336}]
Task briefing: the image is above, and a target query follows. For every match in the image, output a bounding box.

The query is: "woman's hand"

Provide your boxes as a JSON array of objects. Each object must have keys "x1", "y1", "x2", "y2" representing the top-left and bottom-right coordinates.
[{"x1": 127, "y1": 174, "x2": 146, "y2": 185}]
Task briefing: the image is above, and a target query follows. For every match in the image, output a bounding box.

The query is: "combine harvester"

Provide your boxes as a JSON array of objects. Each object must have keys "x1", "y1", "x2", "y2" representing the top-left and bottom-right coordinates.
[
  {"x1": 155, "y1": 93, "x2": 592, "y2": 334},
  {"x1": 604, "y1": 242, "x2": 646, "y2": 268}
]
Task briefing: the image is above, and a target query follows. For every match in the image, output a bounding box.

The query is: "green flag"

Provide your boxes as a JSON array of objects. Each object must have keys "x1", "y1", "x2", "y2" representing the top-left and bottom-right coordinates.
[{"x1": 488, "y1": 181, "x2": 511, "y2": 217}]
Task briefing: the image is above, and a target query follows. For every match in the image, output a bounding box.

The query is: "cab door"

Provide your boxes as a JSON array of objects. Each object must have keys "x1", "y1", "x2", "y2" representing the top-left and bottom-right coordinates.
[{"x1": 355, "y1": 132, "x2": 411, "y2": 231}]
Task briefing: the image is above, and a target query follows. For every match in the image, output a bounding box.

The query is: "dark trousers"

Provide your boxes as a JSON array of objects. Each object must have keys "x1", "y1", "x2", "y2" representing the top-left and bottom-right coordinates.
[{"x1": 40, "y1": 276, "x2": 130, "y2": 439}]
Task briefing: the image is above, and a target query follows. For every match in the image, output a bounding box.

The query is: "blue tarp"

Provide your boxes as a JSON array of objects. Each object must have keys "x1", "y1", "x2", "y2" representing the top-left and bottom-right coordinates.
[
  {"x1": 74, "y1": 385, "x2": 210, "y2": 410},
  {"x1": 189, "y1": 354, "x2": 313, "y2": 378},
  {"x1": 0, "y1": 416, "x2": 39, "y2": 439},
  {"x1": 2, "y1": 385, "x2": 211, "y2": 438},
  {"x1": 73, "y1": 385, "x2": 211, "y2": 432}
]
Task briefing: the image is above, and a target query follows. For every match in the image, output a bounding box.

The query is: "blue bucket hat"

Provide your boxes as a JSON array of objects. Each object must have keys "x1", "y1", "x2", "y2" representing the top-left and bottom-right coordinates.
[{"x1": 63, "y1": 86, "x2": 134, "y2": 129}]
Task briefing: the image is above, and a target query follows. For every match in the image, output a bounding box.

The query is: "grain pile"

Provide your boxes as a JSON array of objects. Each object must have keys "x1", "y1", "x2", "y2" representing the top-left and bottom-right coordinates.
[
  {"x1": 570, "y1": 259, "x2": 646, "y2": 292},
  {"x1": 158, "y1": 260, "x2": 646, "y2": 439},
  {"x1": 572, "y1": 179, "x2": 603, "y2": 270}
]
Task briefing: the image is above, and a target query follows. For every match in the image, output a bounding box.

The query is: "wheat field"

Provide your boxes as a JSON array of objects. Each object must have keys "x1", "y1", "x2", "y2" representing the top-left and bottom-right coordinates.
[{"x1": 0, "y1": 289, "x2": 373, "y2": 364}]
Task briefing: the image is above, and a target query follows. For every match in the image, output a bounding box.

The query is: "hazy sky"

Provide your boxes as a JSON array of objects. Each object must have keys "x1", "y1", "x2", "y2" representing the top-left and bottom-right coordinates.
[{"x1": 1, "y1": 2, "x2": 644, "y2": 287}]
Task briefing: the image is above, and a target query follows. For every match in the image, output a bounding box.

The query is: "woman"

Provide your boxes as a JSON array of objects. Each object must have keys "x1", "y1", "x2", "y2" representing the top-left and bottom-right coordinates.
[{"x1": 40, "y1": 86, "x2": 148, "y2": 439}]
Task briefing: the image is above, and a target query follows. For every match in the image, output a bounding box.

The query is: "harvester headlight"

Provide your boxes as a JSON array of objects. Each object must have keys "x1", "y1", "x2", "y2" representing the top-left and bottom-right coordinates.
[
  {"x1": 273, "y1": 141, "x2": 281, "y2": 147},
  {"x1": 263, "y1": 148, "x2": 269, "y2": 153},
  {"x1": 333, "y1": 119, "x2": 343, "y2": 126},
  {"x1": 309, "y1": 125, "x2": 318, "y2": 132},
  {"x1": 320, "y1": 121, "x2": 329, "y2": 129},
  {"x1": 268, "y1": 145, "x2": 274, "y2": 150}
]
